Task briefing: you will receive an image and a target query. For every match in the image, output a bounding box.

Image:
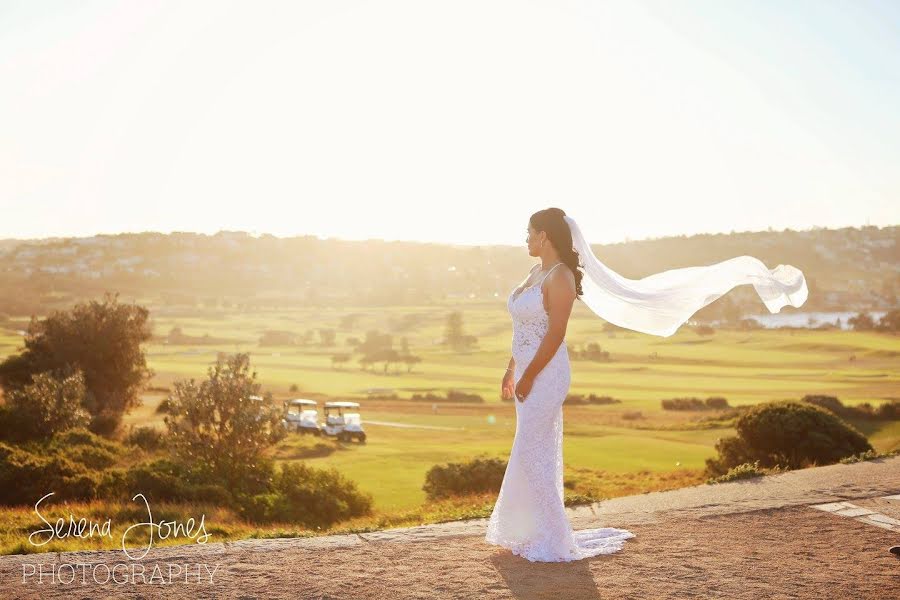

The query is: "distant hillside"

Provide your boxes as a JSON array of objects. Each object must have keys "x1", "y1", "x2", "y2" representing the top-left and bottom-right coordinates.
[{"x1": 0, "y1": 226, "x2": 896, "y2": 317}]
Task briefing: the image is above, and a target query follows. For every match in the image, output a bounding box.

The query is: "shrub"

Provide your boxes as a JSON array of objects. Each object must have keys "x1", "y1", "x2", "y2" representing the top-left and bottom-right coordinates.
[
  {"x1": 66, "y1": 445, "x2": 118, "y2": 470},
  {"x1": 707, "y1": 461, "x2": 770, "y2": 484},
  {"x1": 877, "y1": 401, "x2": 900, "y2": 420},
  {"x1": 118, "y1": 459, "x2": 232, "y2": 505},
  {"x1": 125, "y1": 425, "x2": 166, "y2": 451},
  {"x1": 48, "y1": 428, "x2": 125, "y2": 471},
  {"x1": 446, "y1": 390, "x2": 484, "y2": 403},
  {"x1": 240, "y1": 462, "x2": 373, "y2": 528},
  {"x1": 0, "y1": 443, "x2": 100, "y2": 505},
  {"x1": 3, "y1": 368, "x2": 90, "y2": 441},
  {"x1": 662, "y1": 396, "x2": 730, "y2": 411},
  {"x1": 662, "y1": 397, "x2": 705, "y2": 410},
  {"x1": 839, "y1": 448, "x2": 899, "y2": 464},
  {"x1": 50, "y1": 427, "x2": 122, "y2": 453},
  {"x1": 410, "y1": 390, "x2": 484, "y2": 403},
  {"x1": 588, "y1": 395, "x2": 621, "y2": 405},
  {"x1": 705, "y1": 397, "x2": 730, "y2": 409},
  {"x1": 164, "y1": 353, "x2": 285, "y2": 495},
  {"x1": 801, "y1": 394, "x2": 844, "y2": 414},
  {"x1": 423, "y1": 456, "x2": 507, "y2": 500},
  {"x1": 564, "y1": 394, "x2": 589, "y2": 405},
  {"x1": 565, "y1": 394, "x2": 622, "y2": 405},
  {"x1": 0, "y1": 427, "x2": 140, "y2": 505},
  {"x1": 705, "y1": 400, "x2": 873, "y2": 476},
  {"x1": 876, "y1": 308, "x2": 900, "y2": 332},
  {"x1": 801, "y1": 394, "x2": 900, "y2": 421},
  {"x1": 572, "y1": 343, "x2": 611, "y2": 361}
]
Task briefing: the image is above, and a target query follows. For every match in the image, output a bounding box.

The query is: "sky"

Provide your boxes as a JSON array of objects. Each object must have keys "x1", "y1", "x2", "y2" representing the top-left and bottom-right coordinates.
[{"x1": 1, "y1": 0, "x2": 898, "y2": 246}]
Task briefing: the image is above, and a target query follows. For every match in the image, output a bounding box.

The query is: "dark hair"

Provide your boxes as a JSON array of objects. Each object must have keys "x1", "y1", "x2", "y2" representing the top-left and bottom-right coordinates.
[{"x1": 529, "y1": 207, "x2": 583, "y2": 297}]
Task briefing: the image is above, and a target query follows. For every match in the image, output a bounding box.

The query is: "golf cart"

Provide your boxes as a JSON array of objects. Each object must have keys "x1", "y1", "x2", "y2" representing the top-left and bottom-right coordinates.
[
  {"x1": 322, "y1": 401, "x2": 366, "y2": 443},
  {"x1": 282, "y1": 399, "x2": 322, "y2": 435}
]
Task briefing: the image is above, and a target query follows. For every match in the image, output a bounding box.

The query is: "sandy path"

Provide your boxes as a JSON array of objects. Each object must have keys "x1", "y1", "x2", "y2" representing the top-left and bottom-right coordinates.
[{"x1": 2, "y1": 456, "x2": 898, "y2": 599}]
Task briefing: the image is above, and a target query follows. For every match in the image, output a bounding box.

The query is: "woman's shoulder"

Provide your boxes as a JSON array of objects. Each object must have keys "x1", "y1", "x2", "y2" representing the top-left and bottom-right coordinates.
[{"x1": 545, "y1": 263, "x2": 576, "y2": 290}]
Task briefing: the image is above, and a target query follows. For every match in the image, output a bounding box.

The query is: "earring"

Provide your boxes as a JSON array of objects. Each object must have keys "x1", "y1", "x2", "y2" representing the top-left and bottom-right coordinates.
[{"x1": 540, "y1": 239, "x2": 544, "y2": 249}]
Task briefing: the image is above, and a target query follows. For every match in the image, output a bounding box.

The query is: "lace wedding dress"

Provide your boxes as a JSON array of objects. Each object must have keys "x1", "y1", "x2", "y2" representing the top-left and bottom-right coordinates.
[{"x1": 485, "y1": 263, "x2": 635, "y2": 562}]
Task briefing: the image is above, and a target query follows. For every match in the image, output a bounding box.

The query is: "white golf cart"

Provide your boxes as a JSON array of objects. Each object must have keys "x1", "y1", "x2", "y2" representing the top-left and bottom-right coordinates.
[
  {"x1": 282, "y1": 399, "x2": 322, "y2": 435},
  {"x1": 322, "y1": 401, "x2": 366, "y2": 443}
]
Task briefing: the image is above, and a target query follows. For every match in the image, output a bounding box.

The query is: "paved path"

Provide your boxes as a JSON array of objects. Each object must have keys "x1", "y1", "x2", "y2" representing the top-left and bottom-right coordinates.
[{"x1": 2, "y1": 456, "x2": 898, "y2": 599}]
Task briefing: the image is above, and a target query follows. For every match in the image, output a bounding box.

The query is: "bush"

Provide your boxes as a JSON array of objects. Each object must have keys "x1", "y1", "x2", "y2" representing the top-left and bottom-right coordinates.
[
  {"x1": 240, "y1": 462, "x2": 373, "y2": 528},
  {"x1": 422, "y1": 456, "x2": 507, "y2": 500},
  {"x1": 164, "y1": 353, "x2": 285, "y2": 495},
  {"x1": 0, "y1": 443, "x2": 100, "y2": 505},
  {"x1": 801, "y1": 394, "x2": 844, "y2": 415},
  {"x1": 410, "y1": 390, "x2": 484, "y2": 403},
  {"x1": 565, "y1": 393, "x2": 622, "y2": 405},
  {"x1": 707, "y1": 461, "x2": 772, "y2": 484},
  {"x1": 662, "y1": 396, "x2": 730, "y2": 411},
  {"x1": 705, "y1": 400, "x2": 873, "y2": 476},
  {"x1": 125, "y1": 425, "x2": 166, "y2": 451},
  {"x1": 840, "y1": 448, "x2": 900, "y2": 464},
  {"x1": 117, "y1": 459, "x2": 232, "y2": 505},
  {"x1": 877, "y1": 401, "x2": 900, "y2": 420},
  {"x1": 571, "y1": 343, "x2": 611, "y2": 361},
  {"x1": 705, "y1": 397, "x2": 730, "y2": 409},
  {"x1": 0, "y1": 428, "x2": 175, "y2": 506},
  {"x1": 876, "y1": 308, "x2": 900, "y2": 332},
  {"x1": 50, "y1": 428, "x2": 122, "y2": 453},
  {"x1": 66, "y1": 445, "x2": 118, "y2": 470},
  {"x1": 47, "y1": 428, "x2": 124, "y2": 470},
  {"x1": 802, "y1": 394, "x2": 900, "y2": 421},
  {"x1": 801, "y1": 394, "x2": 900, "y2": 421},
  {"x1": 3, "y1": 368, "x2": 90, "y2": 441}
]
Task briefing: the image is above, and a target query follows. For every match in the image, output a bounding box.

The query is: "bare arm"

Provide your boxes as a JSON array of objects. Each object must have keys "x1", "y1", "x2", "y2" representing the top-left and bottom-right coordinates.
[{"x1": 522, "y1": 269, "x2": 576, "y2": 381}]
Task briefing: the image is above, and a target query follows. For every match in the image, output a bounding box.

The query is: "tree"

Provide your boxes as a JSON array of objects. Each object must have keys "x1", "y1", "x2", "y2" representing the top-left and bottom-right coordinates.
[
  {"x1": 444, "y1": 312, "x2": 464, "y2": 348},
  {"x1": 848, "y1": 312, "x2": 875, "y2": 331},
  {"x1": 444, "y1": 312, "x2": 477, "y2": 351},
  {"x1": 0, "y1": 292, "x2": 153, "y2": 436},
  {"x1": 401, "y1": 354, "x2": 422, "y2": 373},
  {"x1": 318, "y1": 328, "x2": 336, "y2": 346},
  {"x1": 876, "y1": 309, "x2": 900, "y2": 332},
  {"x1": 163, "y1": 353, "x2": 285, "y2": 494},
  {"x1": 331, "y1": 353, "x2": 351, "y2": 369}
]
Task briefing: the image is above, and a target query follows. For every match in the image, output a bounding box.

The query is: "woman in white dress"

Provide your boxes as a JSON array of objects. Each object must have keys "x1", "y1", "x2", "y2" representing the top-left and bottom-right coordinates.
[{"x1": 485, "y1": 207, "x2": 808, "y2": 562}]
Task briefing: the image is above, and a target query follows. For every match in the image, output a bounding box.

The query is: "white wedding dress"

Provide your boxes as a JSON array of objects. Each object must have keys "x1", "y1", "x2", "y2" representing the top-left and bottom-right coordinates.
[{"x1": 485, "y1": 263, "x2": 635, "y2": 562}]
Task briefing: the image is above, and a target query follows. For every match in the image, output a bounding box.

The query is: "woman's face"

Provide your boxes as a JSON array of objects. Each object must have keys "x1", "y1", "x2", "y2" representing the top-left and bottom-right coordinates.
[{"x1": 526, "y1": 224, "x2": 542, "y2": 257}]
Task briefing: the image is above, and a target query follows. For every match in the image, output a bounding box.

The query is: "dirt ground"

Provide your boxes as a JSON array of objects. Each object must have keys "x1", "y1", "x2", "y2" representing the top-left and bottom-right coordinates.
[{"x1": 2, "y1": 504, "x2": 897, "y2": 600}]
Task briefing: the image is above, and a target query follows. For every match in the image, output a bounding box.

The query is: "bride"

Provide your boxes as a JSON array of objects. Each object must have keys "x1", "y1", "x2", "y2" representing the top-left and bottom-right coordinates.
[{"x1": 484, "y1": 207, "x2": 808, "y2": 562}]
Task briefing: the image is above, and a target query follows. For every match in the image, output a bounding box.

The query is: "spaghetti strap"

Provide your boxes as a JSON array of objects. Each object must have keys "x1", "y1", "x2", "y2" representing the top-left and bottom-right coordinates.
[{"x1": 538, "y1": 262, "x2": 564, "y2": 286}]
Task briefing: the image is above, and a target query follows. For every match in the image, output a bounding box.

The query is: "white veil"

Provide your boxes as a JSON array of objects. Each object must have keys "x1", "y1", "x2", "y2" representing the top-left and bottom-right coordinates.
[{"x1": 563, "y1": 215, "x2": 809, "y2": 337}]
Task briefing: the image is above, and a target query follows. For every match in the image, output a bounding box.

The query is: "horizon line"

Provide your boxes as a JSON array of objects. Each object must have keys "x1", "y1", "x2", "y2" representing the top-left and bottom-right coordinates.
[{"x1": 1, "y1": 221, "x2": 896, "y2": 249}]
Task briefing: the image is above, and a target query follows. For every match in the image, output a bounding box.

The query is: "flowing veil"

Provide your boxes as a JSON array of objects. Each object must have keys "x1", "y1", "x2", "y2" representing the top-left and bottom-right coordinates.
[{"x1": 563, "y1": 215, "x2": 809, "y2": 337}]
